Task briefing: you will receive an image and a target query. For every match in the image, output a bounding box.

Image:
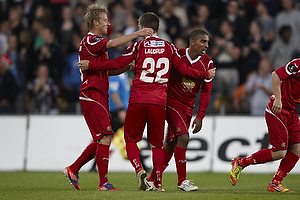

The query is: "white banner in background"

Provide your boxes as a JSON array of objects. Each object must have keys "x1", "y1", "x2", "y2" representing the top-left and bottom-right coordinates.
[{"x1": 0, "y1": 115, "x2": 300, "y2": 173}]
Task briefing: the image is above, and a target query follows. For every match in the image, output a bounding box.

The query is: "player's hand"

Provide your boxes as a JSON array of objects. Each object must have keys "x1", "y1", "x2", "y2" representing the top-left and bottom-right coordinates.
[
  {"x1": 137, "y1": 28, "x2": 154, "y2": 37},
  {"x1": 208, "y1": 68, "x2": 216, "y2": 79},
  {"x1": 272, "y1": 98, "x2": 282, "y2": 114},
  {"x1": 78, "y1": 60, "x2": 90, "y2": 70},
  {"x1": 192, "y1": 118, "x2": 203, "y2": 134}
]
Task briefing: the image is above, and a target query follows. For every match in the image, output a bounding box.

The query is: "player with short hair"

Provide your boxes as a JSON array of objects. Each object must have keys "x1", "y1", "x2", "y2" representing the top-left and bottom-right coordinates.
[
  {"x1": 146, "y1": 29, "x2": 214, "y2": 191},
  {"x1": 230, "y1": 58, "x2": 300, "y2": 192},
  {"x1": 78, "y1": 12, "x2": 215, "y2": 191},
  {"x1": 62, "y1": 4, "x2": 153, "y2": 191}
]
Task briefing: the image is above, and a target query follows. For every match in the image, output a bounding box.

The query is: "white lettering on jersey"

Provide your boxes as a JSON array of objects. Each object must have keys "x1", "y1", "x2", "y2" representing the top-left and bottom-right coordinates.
[
  {"x1": 144, "y1": 40, "x2": 165, "y2": 47},
  {"x1": 145, "y1": 48, "x2": 165, "y2": 54}
]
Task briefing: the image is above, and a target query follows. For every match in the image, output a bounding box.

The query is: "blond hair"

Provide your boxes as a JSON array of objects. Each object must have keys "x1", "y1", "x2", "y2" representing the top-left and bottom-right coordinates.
[{"x1": 85, "y1": 4, "x2": 108, "y2": 30}]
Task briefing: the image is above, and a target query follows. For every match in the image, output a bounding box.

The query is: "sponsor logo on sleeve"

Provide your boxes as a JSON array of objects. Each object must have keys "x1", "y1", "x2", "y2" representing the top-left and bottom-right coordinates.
[
  {"x1": 94, "y1": 36, "x2": 103, "y2": 42},
  {"x1": 287, "y1": 64, "x2": 295, "y2": 73}
]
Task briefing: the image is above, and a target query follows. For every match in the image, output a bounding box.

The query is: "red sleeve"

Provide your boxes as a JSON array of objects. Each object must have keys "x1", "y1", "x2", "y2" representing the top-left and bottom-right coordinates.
[
  {"x1": 197, "y1": 79, "x2": 213, "y2": 120},
  {"x1": 171, "y1": 45, "x2": 210, "y2": 79},
  {"x1": 197, "y1": 60, "x2": 213, "y2": 120},
  {"x1": 88, "y1": 43, "x2": 137, "y2": 71},
  {"x1": 275, "y1": 59, "x2": 300, "y2": 80},
  {"x1": 88, "y1": 59, "x2": 122, "y2": 71}
]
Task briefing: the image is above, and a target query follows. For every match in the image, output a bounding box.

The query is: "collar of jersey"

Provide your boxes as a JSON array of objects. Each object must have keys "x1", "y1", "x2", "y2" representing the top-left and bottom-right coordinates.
[{"x1": 186, "y1": 48, "x2": 201, "y2": 64}]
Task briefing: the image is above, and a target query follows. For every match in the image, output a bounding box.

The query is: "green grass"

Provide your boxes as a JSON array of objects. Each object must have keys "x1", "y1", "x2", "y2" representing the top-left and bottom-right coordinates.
[{"x1": 0, "y1": 172, "x2": 300, "y2": 200}]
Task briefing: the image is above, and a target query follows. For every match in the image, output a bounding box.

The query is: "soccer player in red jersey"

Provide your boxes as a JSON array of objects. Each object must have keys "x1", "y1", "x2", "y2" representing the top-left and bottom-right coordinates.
[
  {"x1": 62, "y1": 4, "x2": 153, "y2": 191},
  {"x1": 146, "y1": 30, "x2": 214, "y2": 191},
  {"x1": 230, "y1": 58, "x2": 300, "y2": 192},
  {"x1": 78, "y1": 12, "x2": 215, "y2": 191}
]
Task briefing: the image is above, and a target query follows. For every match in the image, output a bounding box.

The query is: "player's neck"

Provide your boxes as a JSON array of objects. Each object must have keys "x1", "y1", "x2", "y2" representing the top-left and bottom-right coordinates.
[{"x1": 187, "y1": 48, "x2": 198, "y2": 60}]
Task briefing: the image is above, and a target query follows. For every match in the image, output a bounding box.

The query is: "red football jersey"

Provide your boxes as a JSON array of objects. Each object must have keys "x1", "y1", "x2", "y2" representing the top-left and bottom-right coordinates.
[
  {"x1": 79, "y1": 32, "x2": 118, "y2": 97},
  {"x1": 114, "y1": 36, "x2": 210, "y2": 107},
  {"x1": 167, "y1": 48, "x2": 213, "y2": 119},
  {"x1": 275, "y1": 58, "x2": 300, "y2": 110}
]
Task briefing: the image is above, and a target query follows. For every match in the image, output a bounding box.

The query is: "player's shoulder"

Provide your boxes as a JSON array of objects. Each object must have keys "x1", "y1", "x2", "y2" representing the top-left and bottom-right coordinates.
[
  {"x1": 178, "y1": 48, "x2": 186, "y2": 56},
  {"x1": 84, "y1": 32, "x2": 107, "y2": 44}
]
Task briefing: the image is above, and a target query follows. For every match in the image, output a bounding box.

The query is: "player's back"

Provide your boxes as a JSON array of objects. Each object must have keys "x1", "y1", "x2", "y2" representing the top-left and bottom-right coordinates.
[{"x1": 128, "y1": 36, "x2": 178, "y2": 106}]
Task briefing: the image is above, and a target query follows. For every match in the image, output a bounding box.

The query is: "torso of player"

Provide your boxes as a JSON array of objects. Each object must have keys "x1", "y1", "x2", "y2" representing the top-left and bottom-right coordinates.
[
  {"x1": 276, "y1": 58, "x2": 300, "y2": 110},
  {"x1": 128, "y1": 36, "x2": 176, "y2": 106},
  {"x1": 167, "y1": 48, "x2": 212, "y2": 111},
  {"x1": 79, "y1": 32, "x2": 110, "y2": 97}
]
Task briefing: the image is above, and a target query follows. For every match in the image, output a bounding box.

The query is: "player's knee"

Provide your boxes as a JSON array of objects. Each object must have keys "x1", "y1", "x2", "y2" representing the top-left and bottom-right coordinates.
[
  {"x1": 272, "y1": 150, "x2": 287, "y2": 160},
  {"x1": 177, "y1": 134, "x2": 189, "y2": 148},
  {"x1": 98, "y1": 135, "x2": 112, "y2": 145}
]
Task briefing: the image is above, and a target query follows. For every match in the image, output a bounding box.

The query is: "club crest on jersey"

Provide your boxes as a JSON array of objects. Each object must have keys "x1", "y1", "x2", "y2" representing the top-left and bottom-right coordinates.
[
  {"x1": 107, "y1": 126, "x2": 112, "y2": 132},
  {"x1": 182, "y1": 77, "x2": 195, "y2": 93},
  {"x1": 144, "y1": 40, "x2": 165, "y2": 47},
  {"x1": 287, "y1": 64, "x2": 295, "y2": 73},
  {"x1": 281, "y1": 143, "x2": 286, "y2": 148},
  {"x1": 176, "y1": 127, "x2": 182, "y2": 133},
  {"x1": 94, "y1": 36, "x2": 103, "y2": 42}
]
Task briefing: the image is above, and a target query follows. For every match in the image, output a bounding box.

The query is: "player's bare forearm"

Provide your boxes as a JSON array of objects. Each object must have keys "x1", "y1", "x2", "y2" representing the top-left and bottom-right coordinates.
[
  {"x1": 106, "y1": 28, "x2": 153, "y2": 49},
  {"x1": 271, "y1": 71, "x2": 282, "y2": 114}
]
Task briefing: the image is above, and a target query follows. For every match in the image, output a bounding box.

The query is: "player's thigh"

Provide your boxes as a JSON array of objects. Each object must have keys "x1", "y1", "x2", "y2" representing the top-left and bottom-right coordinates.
[
  {"x1": 124, "y1": 104, "x2": 147, "y2": 143},
  {"x1": 80, "y1": 91, "x2": 112, "y2": 141},
  {"x1": 166, "y1": 106, "x2": 191, "y2": 142},
  {"x1": 288, "y1": 111, "x2": 300, "y2": 146},
  {"x1": 265, "y1": 109, "x2": 288, "y2": 150},
  {"x1": 147, "y1": 105, "x2": 166, "y2": 147}
]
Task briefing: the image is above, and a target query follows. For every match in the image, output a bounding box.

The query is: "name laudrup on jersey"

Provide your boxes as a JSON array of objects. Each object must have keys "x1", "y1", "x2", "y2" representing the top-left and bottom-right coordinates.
[{"x1": 144, "y1": 40, "x2": 166, "y2": 54}]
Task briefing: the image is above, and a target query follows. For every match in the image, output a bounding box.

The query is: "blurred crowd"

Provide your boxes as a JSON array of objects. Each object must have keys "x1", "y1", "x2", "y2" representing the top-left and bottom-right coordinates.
[{"x1": 0, "y1": 0, "x2": 300, "y2": 115}]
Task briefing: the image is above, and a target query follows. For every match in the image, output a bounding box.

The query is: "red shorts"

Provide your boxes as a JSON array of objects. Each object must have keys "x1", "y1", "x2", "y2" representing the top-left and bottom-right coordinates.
[
  {"x1": 265, "y1": 101, "x2": 300, "y2": 151},
  {"x1": 124, "y1": 104, "x2": 166, "y2": 147},
  {"x1": 165, "y1": 105, "x2": 192, "y2": 142},
  {"x1": 80, "y1": 90, "x2": 113, "y2": 141}
]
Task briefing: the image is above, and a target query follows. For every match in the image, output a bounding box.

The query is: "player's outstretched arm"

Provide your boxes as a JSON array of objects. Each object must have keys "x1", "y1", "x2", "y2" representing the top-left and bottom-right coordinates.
[
  {"x1": 106, "y1": 28, "x2": 153, "y2": 49},
  {"x1": 78, "y1": 59, "x2": 121, "y2": 71}
]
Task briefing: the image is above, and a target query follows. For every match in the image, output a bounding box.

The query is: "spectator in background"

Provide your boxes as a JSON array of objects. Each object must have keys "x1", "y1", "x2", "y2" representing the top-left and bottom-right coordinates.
[
  {"x1": 159, "y1": 0, "x2": 182, "y2": 42},
  {"x1": 58, "y1": 5, "x2": 79, "y2": 54},
  {"x1": 275, "y1": 0, "x2": 300, "y2": 47},
  {"x1": 268, "y1": 25, "x2": 299, "y2": 70},
  {"x1": 122, "y1": 0, "x2": 143, "y2": 19},
  {"x1": 220, "y1": 0, "x2": 248, "y2": 41},
  {"x1": 73, "y1": 2, "x2": 86, "y2": 27},
  {"x1": 244, "y1": 58, "x2": 273, "y2": 116},
  {"x1": 188, "y1": 4, "x2": 216, "y2": 37},
  {"x1": 22, "y1": 0, "x2": 42, "y2": 29},
  {"x1": 27, "y1": 62, "x2": 59, "y2": 114},
  {"x1": 0, "y1": 20, "x2": 10, "y2": 55},
  {"x1": 108, "y1": 1, "x2": 127, "y2": 33},
  {"x1": 8, "y1": 5, "x2": 24, "y2": 42},
  {"x1": 255, "y1": 1, "x2": 275, "y2": 41},
  {"x1": 171, "y1": 0, "x2": 189, "y2": 30},
  {"x1": 63, "y1": 32, "x2": 82, "y2": 114},
  {"x1": 0, "y1": 54, "x2": 20, "y2": 114},
  {"x1": 36, "y1": 26, "x2": 65, "y2": 83},
  {"x1": 174, "y1": 36, "x2": 188, "y2": 49},
  {"x1": 210, "y1": 19, "x2": 242, "y2": 113},
  {"x1": 136, "y1": 0, "x2": 159, "y2": 14},
  {"x1": 34, "y1": 4, "x2": 54, "y2": 28},
  {"x1": 242, "y1": 19, "x2": 271, "y2": 75}
]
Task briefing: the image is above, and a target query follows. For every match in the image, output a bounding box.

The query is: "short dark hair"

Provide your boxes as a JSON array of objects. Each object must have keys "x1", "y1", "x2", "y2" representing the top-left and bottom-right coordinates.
[
  {"x1": 189, "y1": 30, "x2": 209, "y2": 41},
  {"x1": 138, "y1": 12, "x2": 159, "y2": 33},
  {"x1": 279, "y1": 25, "x2": 291, "y2": 36}
]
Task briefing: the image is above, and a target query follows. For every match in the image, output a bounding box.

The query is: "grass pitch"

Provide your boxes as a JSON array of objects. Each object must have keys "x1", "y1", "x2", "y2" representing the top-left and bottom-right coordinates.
[{"x1": 0, "y1": 172, "x2": 299, "y2": 200}]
